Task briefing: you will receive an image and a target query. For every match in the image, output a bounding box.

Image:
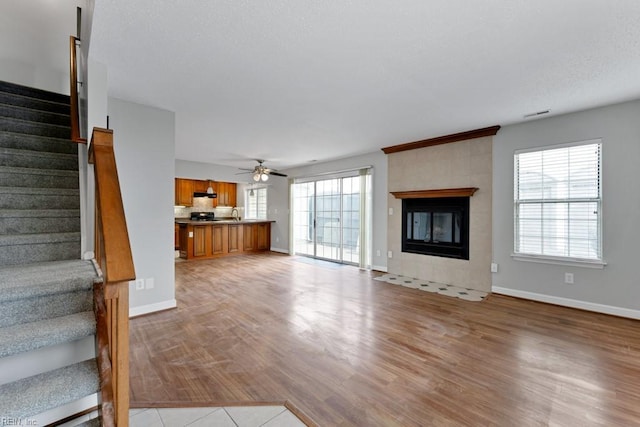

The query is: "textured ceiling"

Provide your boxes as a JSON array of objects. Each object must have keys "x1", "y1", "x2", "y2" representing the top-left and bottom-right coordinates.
[{"x1": 89, "y1": 0, "x2": 640, "y2": 170}]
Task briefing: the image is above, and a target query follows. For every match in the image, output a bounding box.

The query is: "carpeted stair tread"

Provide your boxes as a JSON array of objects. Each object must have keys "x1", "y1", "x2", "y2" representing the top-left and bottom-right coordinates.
[
  {"x1": 0, "y1": 91, "x2": 69, "y2": 115},
  {"x1": 0, "y1": 116, "x2": 70, "y2": 139},
  {"x1": 0, "y1": 103, "x2": 71, "y2": 126},
  {"x1": 0, "y1": 81, "x2": 70, "y2": 105},
  {"x1": 0, "y1": 187, "x2": 80, "y2": 210},
  {"x1": 0, "y1": 209, "x2": 80, "y2": 218},
  {"x1": 0, "y1": 131, "x2": 78, "y2": 154},
  {"x1": 0, "y1": 231, "x2": 80, "y2": 246},
  {"x1": 76, "y1": 417, "x2": 102, "y2": 427},
  {"x1": 0, "y1": 146, "x2": 78, "y2": 170},
  {"x1": 0, "y1": 166, "x2": 79, "y2": 189},
  {"x1": 0, "y1": 359, "x2": 99, "y2": 419},
  {"x1": 0, "y1": 259, "x2": 98, "y2": 304},
  {"x1": 0, "y1": 209, "x2": 80, "y2": 234},
  {"x1": 0, "y1": 311, "x2": 95, "y2": 358}
]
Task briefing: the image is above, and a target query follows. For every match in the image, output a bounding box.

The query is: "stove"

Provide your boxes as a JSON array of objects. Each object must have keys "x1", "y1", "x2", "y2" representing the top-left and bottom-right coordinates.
[{"x1": 190, "y1": 212, "x2": 216, "y2": 221}]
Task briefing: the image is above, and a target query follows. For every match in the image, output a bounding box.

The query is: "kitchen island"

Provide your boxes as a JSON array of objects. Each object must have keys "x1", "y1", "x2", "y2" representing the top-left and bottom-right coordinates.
[{"x1": 175, "y1": 219, "x2": 275, "y2": 260}]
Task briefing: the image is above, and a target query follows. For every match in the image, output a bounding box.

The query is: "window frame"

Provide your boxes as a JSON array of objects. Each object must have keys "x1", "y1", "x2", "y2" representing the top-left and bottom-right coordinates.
[
  {"x1": 512, "y1": 139, "x2": 605, "y2": 268},
  {"x1": 245, "y1": 186, "x2": 268, "y2": 220}
]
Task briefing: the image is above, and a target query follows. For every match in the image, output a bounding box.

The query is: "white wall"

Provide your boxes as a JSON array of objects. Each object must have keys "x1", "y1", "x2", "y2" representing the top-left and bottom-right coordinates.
[
  {"x1": 279, "y1": 151, "x2": 388, "y2": 270},
  {"x1": 175, "y1": 159, "x2": 246, "y2": 183},
  {"x1": 493, "y1": 99, "x2": 640, "y2": 318},
  {"x1": 0, "y1": 0, "x2": 84, "y2": 94},
  {"x1": 108, "y1": 97, "x2": 176, "y2": 314}
]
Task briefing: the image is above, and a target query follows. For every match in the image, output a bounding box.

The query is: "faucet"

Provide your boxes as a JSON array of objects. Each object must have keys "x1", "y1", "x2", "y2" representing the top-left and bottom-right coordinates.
[{"x1": 231, "y1": 208, "x2": 239, "y2": 221}]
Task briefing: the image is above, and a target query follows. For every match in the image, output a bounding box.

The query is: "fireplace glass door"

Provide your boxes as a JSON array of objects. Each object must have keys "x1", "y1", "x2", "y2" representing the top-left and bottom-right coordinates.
[{"x1": 402, "y1": 197, "x2": 469, "y2": 259}]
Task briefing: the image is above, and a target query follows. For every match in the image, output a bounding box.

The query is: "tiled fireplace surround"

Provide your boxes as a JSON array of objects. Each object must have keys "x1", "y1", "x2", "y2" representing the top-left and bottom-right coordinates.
[{"x1": 385, "y1": 132, "x2": 494, "y2": 292}]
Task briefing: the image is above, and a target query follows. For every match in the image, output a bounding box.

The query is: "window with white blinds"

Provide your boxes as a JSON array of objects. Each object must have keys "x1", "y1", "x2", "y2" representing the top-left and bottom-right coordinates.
[
  {"x1": 514, "y1": 140, "x2": 602, "y2": 262},
  {"x1": 245, "y1": 187, "x2": 267, "y2": 219}
]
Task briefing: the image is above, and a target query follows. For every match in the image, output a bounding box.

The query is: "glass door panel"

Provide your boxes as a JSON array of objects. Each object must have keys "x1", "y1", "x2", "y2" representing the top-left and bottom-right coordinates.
[
  {"x1": 292, "y1": 181, "x2": 315, "y2": 257},
  {"x1": 293, "y1": 175, "x2": 362, "y2": 265}
]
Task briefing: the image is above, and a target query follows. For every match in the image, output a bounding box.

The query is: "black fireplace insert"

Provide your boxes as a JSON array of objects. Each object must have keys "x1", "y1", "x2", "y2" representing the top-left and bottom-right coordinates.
[{"x1": 402, "y1": 197, "x2": 469, "y2": 260}]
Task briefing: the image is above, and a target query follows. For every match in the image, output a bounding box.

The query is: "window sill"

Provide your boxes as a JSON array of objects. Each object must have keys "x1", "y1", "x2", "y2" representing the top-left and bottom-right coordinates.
[{"x1": 511, "y1": 253, "x2": 606, "y2": 269}]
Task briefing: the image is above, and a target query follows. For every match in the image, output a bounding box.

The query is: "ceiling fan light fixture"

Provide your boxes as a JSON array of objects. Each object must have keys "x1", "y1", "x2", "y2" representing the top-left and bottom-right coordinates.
[
  {"x1": 261, "y1": 173, "x2": 269, "y2": 181},
  {"x1": 253, "y1": 173, "x2": 261, "y2": 182}
]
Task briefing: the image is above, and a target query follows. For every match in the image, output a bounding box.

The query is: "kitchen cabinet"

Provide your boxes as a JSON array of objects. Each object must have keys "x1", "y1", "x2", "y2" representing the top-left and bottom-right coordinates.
[
  {"x1": 192, "y1": 225, "x2": 209, "y2": 257},
  {"x1": 228, "y1": 224, "x2": 242, "y2": 253},
  {"x1": 176, "y1": 220, "x2": 273, "y2": 260},
  {"x1": 256, "y1": 223, "x2": 270, "y2": 250},
  {"x1": 175, "y1": 178, "x2": 194, "y2": 206},
  {"x1": 243, "y1": 224, "x2": 255, "y2": 251},
  {"x1": 243, "y1": 222, "x2": 271, "y2": 252},
  {"x1": 211, "y1": 224, "x2": 228, "y2": 255},
  {"x1": 174, "y1": 224, "x2": 180, "y2": 250},
  {"x1": 215, "y1": 182, "x2": 237, "y2": 207}
]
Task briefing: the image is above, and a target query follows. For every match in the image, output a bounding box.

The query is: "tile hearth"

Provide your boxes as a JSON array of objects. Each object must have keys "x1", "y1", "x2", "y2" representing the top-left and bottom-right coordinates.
[{"x1": 374, "y1": 274, "x2": 488, "y2": 302}]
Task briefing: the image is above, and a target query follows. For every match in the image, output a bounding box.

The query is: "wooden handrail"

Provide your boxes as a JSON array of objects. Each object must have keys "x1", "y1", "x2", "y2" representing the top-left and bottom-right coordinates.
[
  {"x1": 89, "y1": 128, "x2": 135, "y2": 282},
  {"x1": 69, "y1": 35, "x2": 87, "y2": 144},
  {"x1": 89, "y1": 127, "x2": 134, "y2": 426}
]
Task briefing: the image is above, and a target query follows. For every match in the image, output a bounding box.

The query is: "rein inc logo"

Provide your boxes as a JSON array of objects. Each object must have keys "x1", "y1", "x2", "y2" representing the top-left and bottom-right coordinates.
[{"x1": 1, "y1": 418, "x2": 37, "y2": 426}]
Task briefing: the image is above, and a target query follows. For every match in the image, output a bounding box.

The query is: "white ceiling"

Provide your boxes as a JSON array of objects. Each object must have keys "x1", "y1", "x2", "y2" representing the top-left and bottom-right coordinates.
[{"x1": 88, "y1": 1, "x2": 640, "y2": 169}]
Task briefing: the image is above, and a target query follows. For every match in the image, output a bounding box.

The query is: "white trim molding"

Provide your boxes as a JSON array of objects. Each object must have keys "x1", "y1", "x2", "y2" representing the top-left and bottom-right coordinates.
[
  {"x1": 372, "y1": 265, "x2": 388, "y2": 273},
  {"x1": 270, "y1": 247, "x2": 289, "y2": 254},
  {"x1": 129, "y1": 299, "x2": 177, "y2": 318},
  {"x1": 492, "y1": 286, "x2": 640, "y2": 320}
]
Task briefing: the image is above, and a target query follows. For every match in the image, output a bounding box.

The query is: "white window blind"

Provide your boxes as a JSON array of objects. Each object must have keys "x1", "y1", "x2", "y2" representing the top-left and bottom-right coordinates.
[
  {"x1": 514, "y1": 140, "x2": 602, "y2": 261},
  {"x1": 245, "y1": 187, "x2": 267, "y2": 219}
]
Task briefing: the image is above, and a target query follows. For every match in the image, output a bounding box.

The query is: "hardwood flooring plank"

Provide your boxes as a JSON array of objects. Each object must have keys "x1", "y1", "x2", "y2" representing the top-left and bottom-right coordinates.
[{"x1": 129, "y1": 253, "x2": 640, "y2": 426}]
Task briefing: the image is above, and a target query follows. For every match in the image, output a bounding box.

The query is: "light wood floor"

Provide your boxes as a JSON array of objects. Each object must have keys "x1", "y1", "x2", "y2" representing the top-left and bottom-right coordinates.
[{"x1": 130, "y1": 253, "x2": 640, "y2": 426}]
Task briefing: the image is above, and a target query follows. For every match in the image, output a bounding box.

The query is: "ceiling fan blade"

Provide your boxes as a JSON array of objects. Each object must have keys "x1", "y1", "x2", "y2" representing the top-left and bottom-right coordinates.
[{"x1": 269, "y1": 171, "x2": 288, "y2": 177}]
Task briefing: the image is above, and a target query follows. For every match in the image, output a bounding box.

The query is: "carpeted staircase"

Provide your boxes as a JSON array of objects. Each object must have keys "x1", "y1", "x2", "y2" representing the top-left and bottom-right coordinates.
[{"x1": 0, "y1": 81, "x2": 103, "y2": 425}]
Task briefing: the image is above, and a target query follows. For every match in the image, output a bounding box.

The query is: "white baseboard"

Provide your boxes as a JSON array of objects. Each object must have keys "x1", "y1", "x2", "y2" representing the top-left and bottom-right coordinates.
[
  {"x1": 270, "y1": 247, "x2": 289, "y2": 254},
  {"x1": 130, "y1": 299, "x2": 177, "y2": 318},
  {"x1": 372, "y1": 265, "x2": 388, "y2": 272},
  {"x1": 492, "y1": 286, "x2": 640, "y2": 320}
]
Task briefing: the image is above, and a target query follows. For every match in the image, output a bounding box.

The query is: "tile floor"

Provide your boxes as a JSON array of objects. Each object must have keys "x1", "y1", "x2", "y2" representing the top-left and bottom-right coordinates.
[
  {"x1": 129, "y1": 405, "x2": 306, "y2": 427},
  {"x1": 374, "y1": 273, "x2": 488, "y2": 301}
]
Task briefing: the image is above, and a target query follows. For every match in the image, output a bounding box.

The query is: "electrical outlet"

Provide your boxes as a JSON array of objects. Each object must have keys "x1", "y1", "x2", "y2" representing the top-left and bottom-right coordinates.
[
  {"x1": 490, "y1": 263, "x2": 498, "y2": 273},
  {"x1": 376, "y1": 249, "x2": 381, "y2": 257},
  {"x1": 135, "y1": 279, "x2": 144, "y2": 290},
  {"x1": 145, "y1": 277, "x2": 154, "y2": 289},
  {"x1": 564, "y1": 273, "x2": 574, "y2": 284},
  {"x1": 389, "y1": 208, "x2": 394, "y2": 215},
  {"x1": 188, "y1": 231, "x2": 194, "y2": 238},
  {"x1": 388, "y1": 251, "x2": 393, "y2": 258}
]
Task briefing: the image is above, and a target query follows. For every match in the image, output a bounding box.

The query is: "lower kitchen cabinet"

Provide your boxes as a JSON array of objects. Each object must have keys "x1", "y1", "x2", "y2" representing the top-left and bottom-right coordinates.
[
  {"x1": 211, "y1": 225, "x2": 227, "y2": 255},
  {"x1": 192, "y1": 225, "x2": 209, "y2": 257},
  {"x1": 228, "y1": 224, "x2": 242, "y2": 253},
  {"x1": 256, "y1": 223, "x2": 270, "y2": 250},
  {"x1": 177, "y1": 221, "x2": 273, "y2": 260}
]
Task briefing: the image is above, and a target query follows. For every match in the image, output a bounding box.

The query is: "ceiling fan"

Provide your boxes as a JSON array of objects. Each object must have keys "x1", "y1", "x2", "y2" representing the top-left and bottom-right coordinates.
[{"x1": 237, "y1": 160, "x2": 288, "y2": 182}]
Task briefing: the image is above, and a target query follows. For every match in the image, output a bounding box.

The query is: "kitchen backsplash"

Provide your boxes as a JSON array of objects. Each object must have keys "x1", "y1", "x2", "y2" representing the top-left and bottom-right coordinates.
[{"x1": 174, "y1": 204, "x2": 244, "y2": 219}]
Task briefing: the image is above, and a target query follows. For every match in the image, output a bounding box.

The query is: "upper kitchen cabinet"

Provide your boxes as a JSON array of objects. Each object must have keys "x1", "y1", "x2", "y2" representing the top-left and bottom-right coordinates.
[
  {"x1": 216, "y1": 182, "x2": 237, "y2": 207},
  {"x1": 175, "y1": 178, "x2": 194, "y2": 206}
]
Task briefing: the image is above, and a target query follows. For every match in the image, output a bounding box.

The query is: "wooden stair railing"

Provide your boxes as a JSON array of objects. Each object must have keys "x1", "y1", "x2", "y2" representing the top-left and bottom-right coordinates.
[{"x1": 89, "y1": 128, "x2": 135, "y2": 427}]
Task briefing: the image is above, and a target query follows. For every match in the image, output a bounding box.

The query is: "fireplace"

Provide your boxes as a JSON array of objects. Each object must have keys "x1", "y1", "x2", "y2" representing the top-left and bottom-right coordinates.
[
  {"x1": 401, "y1": 195, "x2": 471, "y2": 260},
  {"x1": 391, "y1": 187, "x2": 478, "y2": 260}
]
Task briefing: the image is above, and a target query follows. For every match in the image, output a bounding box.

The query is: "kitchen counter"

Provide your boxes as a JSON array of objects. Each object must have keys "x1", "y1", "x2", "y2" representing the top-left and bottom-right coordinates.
[
  {"x1": 176, "y1": 219, "x2": 274, "y2": 260},
  {"x1": 175, "y1": 218, "x2": 275, "y2": 225}
]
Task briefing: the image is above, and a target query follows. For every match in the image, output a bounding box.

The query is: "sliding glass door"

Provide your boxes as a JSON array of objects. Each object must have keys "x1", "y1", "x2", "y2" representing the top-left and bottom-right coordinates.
[{"x1": 292, "y1": 170, "x2": 371, "y2": 267}]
